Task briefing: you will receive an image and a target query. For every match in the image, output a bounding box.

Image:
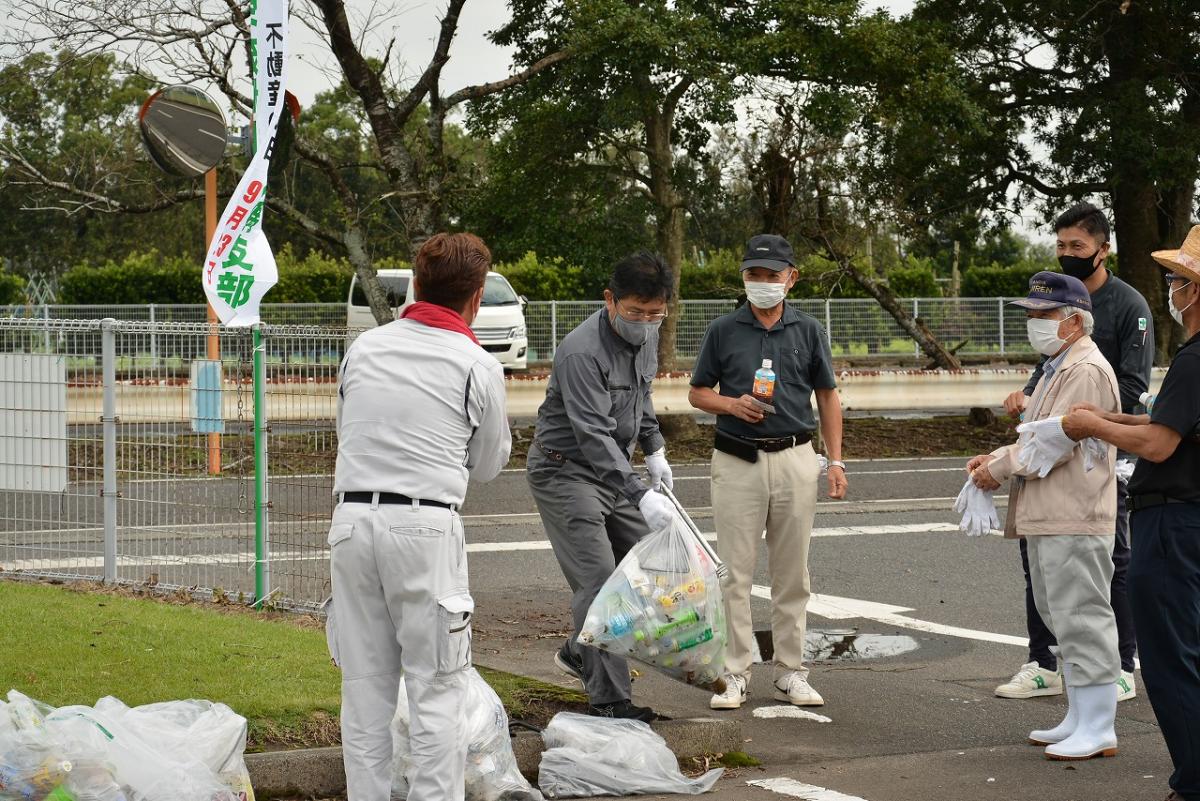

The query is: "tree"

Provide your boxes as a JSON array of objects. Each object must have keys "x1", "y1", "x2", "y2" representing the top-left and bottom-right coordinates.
[
  {"x1": 2, "y1": 0, "x2": 567, "y2": 325},
  {"x1": 835, "y1": 0, "x2": 1200, "y2": 358},
  {"x1": 478, "y1": 0, "x2": 759, "y2": 368}
]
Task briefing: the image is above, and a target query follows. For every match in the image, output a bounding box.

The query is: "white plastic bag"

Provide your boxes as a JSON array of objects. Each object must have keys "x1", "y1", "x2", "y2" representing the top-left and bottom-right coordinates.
[
  {"x1": 537, "y1": 713, "x2": 722, "y2": 798},
  {"x1": 0, "y1": 690, "x2": 248, "y2": 801},
  {"x1": 1016, "y1": 417, "x2": 1110, "y2": 477},
  {"x1": 578, "y1": 514, "x2": 727, "y2": 693},
  {"x1": 391, "y1": 668, "x2": 543, "y2": 801}
]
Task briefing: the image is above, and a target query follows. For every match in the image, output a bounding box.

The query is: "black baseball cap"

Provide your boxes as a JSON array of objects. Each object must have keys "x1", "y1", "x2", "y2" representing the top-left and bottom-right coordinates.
[
  {"x1": 741, "y1": 234, "x2": 795, "y2": 271},
  {"x1": 1009, "y1": 271, "x2": 1092, "y2": 312}
]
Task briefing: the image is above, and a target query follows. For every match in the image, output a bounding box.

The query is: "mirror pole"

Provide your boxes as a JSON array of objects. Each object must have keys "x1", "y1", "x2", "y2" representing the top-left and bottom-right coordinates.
[{"x1": 205, "y1": 167, "x2": 222, "y2": 475}]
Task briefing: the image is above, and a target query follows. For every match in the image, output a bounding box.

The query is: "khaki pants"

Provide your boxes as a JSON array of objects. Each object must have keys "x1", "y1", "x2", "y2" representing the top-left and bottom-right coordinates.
[
  {"x1": 1027, "y1": 533, "x2": 1119, "y2": 686},
  {"x1": 712, "y1": 442, "x2": 821, "y2": 678}
]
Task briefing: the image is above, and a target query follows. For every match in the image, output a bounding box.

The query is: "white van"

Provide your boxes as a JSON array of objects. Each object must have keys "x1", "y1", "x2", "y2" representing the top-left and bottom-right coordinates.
[{"x1": 346, "y1": 269, "x2": 529, "y2": 370}]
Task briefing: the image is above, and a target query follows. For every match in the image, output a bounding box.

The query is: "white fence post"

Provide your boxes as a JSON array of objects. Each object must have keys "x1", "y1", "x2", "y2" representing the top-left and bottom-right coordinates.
[
  {"x1": 824, "y1": 299, "x2": 832, "y2": 344},
  {"x1": 998, "y1": 297, "x2": 1006, "y2": 355},
  {"x1": 913, "y1": 298, "x2": 920, "y2": 357},
  {"x1": 550, "y1": 300, "x2": 558, "y2": 360},
  {"x1": 149, "y1": 303, "x2": 158, "y2": 367}
]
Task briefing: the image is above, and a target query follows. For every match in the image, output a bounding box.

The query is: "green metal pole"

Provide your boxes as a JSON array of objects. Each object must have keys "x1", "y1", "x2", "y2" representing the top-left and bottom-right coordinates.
[{"x1": 253, "y1": 324, "x2": 269, "y2": 606}]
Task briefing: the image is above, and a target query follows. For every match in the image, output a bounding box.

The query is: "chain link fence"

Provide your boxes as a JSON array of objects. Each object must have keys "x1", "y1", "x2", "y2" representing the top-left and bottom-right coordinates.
[{"x1": 9, "y1": 299, "x2": 1035, "y2": 367}]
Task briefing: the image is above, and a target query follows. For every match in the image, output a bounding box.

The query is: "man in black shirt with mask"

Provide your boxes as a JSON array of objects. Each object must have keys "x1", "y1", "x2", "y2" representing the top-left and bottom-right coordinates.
[
  {"x1": 1063, "y1": 225, "x2": 1200, "y2": 801},
  {"x1": 996, "y1": 203, "x2": 1154, "y2": 704}
]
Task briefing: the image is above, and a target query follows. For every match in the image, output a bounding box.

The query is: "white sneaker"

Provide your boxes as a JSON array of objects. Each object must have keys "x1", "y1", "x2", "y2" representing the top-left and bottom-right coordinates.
[
  {"x1": 995, "y1": 662, "x2": 1063, "y2": 699},
  {"x1": 774, "y1": 670, "x2": 824, "y2": 706},
  {"x1": 710, "y1": 674, "x2": 748, "y2": 710},
  {"x1": 1116, "y1": 670, "x2": 1136, "y2": 702}
]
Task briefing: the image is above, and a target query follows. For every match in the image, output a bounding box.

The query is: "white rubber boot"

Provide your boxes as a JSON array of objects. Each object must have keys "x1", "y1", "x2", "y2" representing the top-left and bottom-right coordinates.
[
  {"x1": 1044, "y1": 682, "x2": 1118, "y2": 761},
  {"x1": 1029, "y1": 662, "x2": 1076, "y2": 745}
]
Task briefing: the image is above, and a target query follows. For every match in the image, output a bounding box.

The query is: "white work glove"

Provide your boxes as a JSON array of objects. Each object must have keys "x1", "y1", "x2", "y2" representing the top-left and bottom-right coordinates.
[
  {"x1": 638, "y1": 489, "x2": 677, "y2": 532},
  {"x1": 1016, "y1": 417, "x2": 1076, "y2": 478},
  {"x1": 1115, "y1": 458, "x2": 1136, "y2": 483},
  {"x1": 954, "y1": 477, "x2": 1000, "y2": 537},
  {"x1": 645, "y1": 448, "x2": 674, "y2": 491},
  {"x1": 1082, "y1": 436, "x2": 1109, "y2": 472}
]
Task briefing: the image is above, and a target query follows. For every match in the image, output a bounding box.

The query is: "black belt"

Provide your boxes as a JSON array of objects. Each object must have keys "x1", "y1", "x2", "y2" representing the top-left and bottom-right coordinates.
[
  {"x1": 745, "y1": 432, "x2": 813, "y2": 452},
  {"x1": 1128, "y1": 493, "x2": 1192, "y2": 513},
  {"x1": 340, "y1": 492, "x2": 452, "y2": 510}
]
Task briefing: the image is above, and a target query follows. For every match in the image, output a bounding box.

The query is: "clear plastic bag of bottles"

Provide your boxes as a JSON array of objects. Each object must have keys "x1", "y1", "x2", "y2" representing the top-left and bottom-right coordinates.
[
  {"x1": 578, "y1": 513, "x2": 727, "y2": 693},
  {"x1": 391, "y1": 667, "x2": 543, "y2": 801},
  {"x1": 0, "y1": 690, "x2": 247, "y2": 801}
]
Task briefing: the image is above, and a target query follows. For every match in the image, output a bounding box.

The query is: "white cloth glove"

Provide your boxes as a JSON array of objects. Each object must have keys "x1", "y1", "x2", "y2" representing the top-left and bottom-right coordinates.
[
  {"x1": 1082, "y1": 436, "x2": 1108, "y2": 472},
  {"x1": 645, "y1": 449, "x2": 674, "y2": 491},
  {"x1": 638, "y1": 489, "x2": 676, "y2": 531},
  {"x1": 954, "y1": 477, "x2": 1000, "y2": 537},
  {"x1": 1016, "y1": 417, "x2": 1077, "y2": 478},
  {"x1": 1115, "y1": 458, "x2": 1136, "y2": 483}
]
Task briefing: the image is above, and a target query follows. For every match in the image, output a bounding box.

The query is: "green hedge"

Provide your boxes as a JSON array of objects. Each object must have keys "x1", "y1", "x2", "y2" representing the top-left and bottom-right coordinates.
[
  {"x1": 0, "y1": 271, "x2": 28, "y2": 305},
  {"x1": 961, "y1": 258, "x2": 1054, "y2": 298},
  {"x1": 493, "y1": 252, "x2": 587, "y2": 301}
]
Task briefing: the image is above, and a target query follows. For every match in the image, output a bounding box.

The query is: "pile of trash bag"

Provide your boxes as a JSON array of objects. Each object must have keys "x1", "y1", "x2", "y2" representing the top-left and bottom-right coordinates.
[
  {"x1": 537, "y1": 713, "x2": 722, "y2": 798},
  {"x1": 391, "y1": 668, "x2": 542, "y2": 801},
  {"x1": 578, "y1": 513, "x2": 727, "y2": 692},
  {"x1": 0, "y1": 690, "x2": 253, "y2": 801}
]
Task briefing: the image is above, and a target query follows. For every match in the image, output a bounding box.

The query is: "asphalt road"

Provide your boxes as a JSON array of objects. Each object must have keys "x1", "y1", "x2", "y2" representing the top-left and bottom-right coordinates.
[{"x1": 0, "y1": 455, "x2": 1175, "y2": 800}]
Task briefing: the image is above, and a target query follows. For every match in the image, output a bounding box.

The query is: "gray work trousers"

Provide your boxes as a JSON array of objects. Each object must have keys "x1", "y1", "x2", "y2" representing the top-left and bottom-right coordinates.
[
  {"x1": 527, "y1": 448, "x2": 650, "y2": 705},
  {"x1": 1027, "y1": 533, "x2": 1120, "y2": 686}
]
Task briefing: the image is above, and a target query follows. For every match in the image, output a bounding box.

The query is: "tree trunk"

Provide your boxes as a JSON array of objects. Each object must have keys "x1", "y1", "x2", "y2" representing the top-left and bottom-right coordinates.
[
  {"x1": 1110, "y1": 177, "x2": 1170, "y2": 360},
  {"x1": 344, "y1": 225, "x2": 393, "y2": 325},
  {"x1": 644, "y1": 106, "x2": 684, "y2": 372}
]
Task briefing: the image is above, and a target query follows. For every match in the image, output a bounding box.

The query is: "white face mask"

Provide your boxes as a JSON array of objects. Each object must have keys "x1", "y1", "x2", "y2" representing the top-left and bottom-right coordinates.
[
  {"x1": 1026, "y1": 314, "x2": 1076, "y2": 356},
  {"x1": 1169, "y1": 282, "x2": 1194, "y2": 326},
  {"x1": 743, "y1": 280, "x2": 789, "y2": 309}
]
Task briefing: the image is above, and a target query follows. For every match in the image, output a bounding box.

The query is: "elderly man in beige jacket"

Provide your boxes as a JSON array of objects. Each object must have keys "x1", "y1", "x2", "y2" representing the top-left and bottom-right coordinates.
[{"x1": 967, "y1": 271, "x2": 1121, "y2": 762}]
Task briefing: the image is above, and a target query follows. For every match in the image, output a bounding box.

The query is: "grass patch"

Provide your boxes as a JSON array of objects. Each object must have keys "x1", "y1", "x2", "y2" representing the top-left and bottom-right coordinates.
[
  {"x1": 0, "y1": 581, "x2": 588, "y2": 748},
  {"x1": 716, "y1": 751, "x2": 762, "y2": 768}
]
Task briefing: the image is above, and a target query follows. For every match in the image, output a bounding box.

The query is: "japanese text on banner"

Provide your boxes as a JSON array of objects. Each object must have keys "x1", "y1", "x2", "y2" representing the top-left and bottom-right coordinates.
[{"x1": 201, "y1": 0, "x2": 288, "y2": 326}]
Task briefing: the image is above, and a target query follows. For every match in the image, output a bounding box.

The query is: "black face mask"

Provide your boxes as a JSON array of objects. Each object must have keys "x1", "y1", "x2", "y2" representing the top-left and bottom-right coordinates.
[{"x1": 1058, "y1": 251, "x2": 1101, "y2": 281}]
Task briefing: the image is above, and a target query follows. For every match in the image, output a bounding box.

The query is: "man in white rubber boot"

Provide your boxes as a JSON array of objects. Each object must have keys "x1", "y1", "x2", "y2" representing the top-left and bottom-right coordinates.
[
  {"x1": 327, "y1": 233, "x2": 511, "y2": 801},
  {"x1": 967, "y1": 271, "x2": 1121, "y2": 761}
]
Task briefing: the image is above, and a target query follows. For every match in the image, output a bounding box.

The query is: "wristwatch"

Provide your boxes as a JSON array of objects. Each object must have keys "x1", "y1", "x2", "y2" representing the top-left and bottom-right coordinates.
[{"x1": 828, "y1": 460, "x2": 846, "y2": 471}]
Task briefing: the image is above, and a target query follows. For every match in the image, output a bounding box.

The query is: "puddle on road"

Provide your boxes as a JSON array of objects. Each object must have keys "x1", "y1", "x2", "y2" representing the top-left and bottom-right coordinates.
[{"x1": 752, "y1": 628, "x2": 920, "y2": 663}]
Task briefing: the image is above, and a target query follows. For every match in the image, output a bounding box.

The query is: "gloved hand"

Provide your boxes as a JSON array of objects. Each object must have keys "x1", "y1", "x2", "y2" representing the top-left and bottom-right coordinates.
[
  {"x1": 645, "y1": 449, "x2": 674, "y2": 491},
  {"x1": 954, "y1": 477, "x2": 999, "y2": 537},
  {"x1": 1016, "y1": 417, "x2": 1076, "y2": 478},
  {"x1": 638, "y1": 489, "x2": 677, "y2": 531},
  {"x1": 1115, "y1": 458, "x2": 1136, "y2": 483},
  {"x1": 1082, "y1": 436, "x2": 1109, "y2": 473}
]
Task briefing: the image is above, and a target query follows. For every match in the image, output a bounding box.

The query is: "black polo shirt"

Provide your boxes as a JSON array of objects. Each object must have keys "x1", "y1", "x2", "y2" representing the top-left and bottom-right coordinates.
[
  {"x1": 1128, "y1": 331, "x2": 1200, "y2": 502},
  {"x1": 691, "y1": 302, "x2": 837, "y2": 438}
]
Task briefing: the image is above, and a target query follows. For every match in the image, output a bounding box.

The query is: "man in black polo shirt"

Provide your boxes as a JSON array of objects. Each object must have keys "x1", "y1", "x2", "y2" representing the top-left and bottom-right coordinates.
[
  {"x1": 996, "y1": 203, "x2": 1152, "y2": 704},
  {"x1": 1063, "y1": 225, "x2": 1200, "y2": 801},
  {"x1": 689, "y1": 234, "x2": 847, "y2": 711}
]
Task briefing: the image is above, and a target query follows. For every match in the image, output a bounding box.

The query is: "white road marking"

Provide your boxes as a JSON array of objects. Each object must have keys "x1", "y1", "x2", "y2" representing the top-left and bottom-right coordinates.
[
  {"x1": 752, "y1": 586, "x2": 1028, "y2": 647},
  {"x1": 752, "y1": 706, "x2": 832, "y2": 723},
  {"x1": 749, "y1": 777, "x2": 870, "y2": 800}
]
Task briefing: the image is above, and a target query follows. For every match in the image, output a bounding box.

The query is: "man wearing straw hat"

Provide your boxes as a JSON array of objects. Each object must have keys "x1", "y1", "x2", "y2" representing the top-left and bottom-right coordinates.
[{"x1": 1064, "y1": 226, "x2": 1200, "y2": 799}]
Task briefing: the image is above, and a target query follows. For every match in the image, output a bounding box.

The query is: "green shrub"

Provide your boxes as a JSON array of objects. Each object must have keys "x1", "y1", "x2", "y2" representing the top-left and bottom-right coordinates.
[
  {"x1": 0, "y1": 270, "x2": 27, "y2": 305},
  {"x1": 885, "y1": 257, "x2": 941, "y2": 297},
  {"x1": 270, "y1": 246, "x2": 353, "y2": 303},
  {"x1": 494, "y1": 251, "x2": 587, "y2": 301},
  {"x1": 962, "y1": 258, "x2": 1053, "y2": 298},
  {"x1": 58, "y1": 251, "x2": 205, "y2": 304}
]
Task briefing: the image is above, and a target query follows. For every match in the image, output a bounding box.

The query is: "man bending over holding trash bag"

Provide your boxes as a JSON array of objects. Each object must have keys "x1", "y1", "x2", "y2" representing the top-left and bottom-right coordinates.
[
  {"x1": 327, "y1": 233, "x2": 511, "y2": 801},
  {"x1": 528, "y1": 251, "x2": 677, "y2": 723},
  {"x1": 689, "y1": 234, "x2": 847, "y2": 711},
  {"x1": 966, "y1": 271, "x2": 1122, "y2": 761}
]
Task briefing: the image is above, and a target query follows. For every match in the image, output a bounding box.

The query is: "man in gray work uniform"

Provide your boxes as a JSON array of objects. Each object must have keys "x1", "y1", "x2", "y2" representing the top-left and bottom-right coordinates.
[
  {"x1": 996, "y1": 202, "x2": 1153, "y2": 704},
  {"x1": 527, "y1": 251, "x2": 678, "y2": 722}
]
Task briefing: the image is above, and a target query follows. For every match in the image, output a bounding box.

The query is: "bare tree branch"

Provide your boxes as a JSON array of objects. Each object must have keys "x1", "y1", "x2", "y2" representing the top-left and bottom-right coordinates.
[{"x1": 444, "y1": 49, "x2": 570, "y2": 107}]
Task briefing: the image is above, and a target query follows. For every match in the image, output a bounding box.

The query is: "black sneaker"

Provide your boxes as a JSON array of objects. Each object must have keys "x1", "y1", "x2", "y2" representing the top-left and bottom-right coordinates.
[
  {"x1": 588, "y1": 699, "x2": 656, "y2": 723},
  {"x1": 554, "y1": 642, "x2": 584, "y2": 682}
]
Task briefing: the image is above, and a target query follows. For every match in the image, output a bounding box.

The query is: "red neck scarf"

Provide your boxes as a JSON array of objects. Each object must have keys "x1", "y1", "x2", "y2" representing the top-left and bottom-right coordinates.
[{"x1": 400, "y1": 301, "x2": 479, "y2": 344}]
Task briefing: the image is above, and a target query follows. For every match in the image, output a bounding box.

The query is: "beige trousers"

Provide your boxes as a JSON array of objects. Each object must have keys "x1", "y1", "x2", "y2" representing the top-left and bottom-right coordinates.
[
  {"x1": 712, "y1": 442, "x2": 821, "y2": 678},
  {"x1": 1027, "y1": 533, "x2": 1120, "y2": 686}
]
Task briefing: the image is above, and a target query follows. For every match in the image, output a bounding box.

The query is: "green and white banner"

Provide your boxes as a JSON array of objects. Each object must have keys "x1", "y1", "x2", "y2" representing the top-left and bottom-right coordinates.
[{"x1": 202, "y1": 0, "x2": 288, "y2": 326}]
